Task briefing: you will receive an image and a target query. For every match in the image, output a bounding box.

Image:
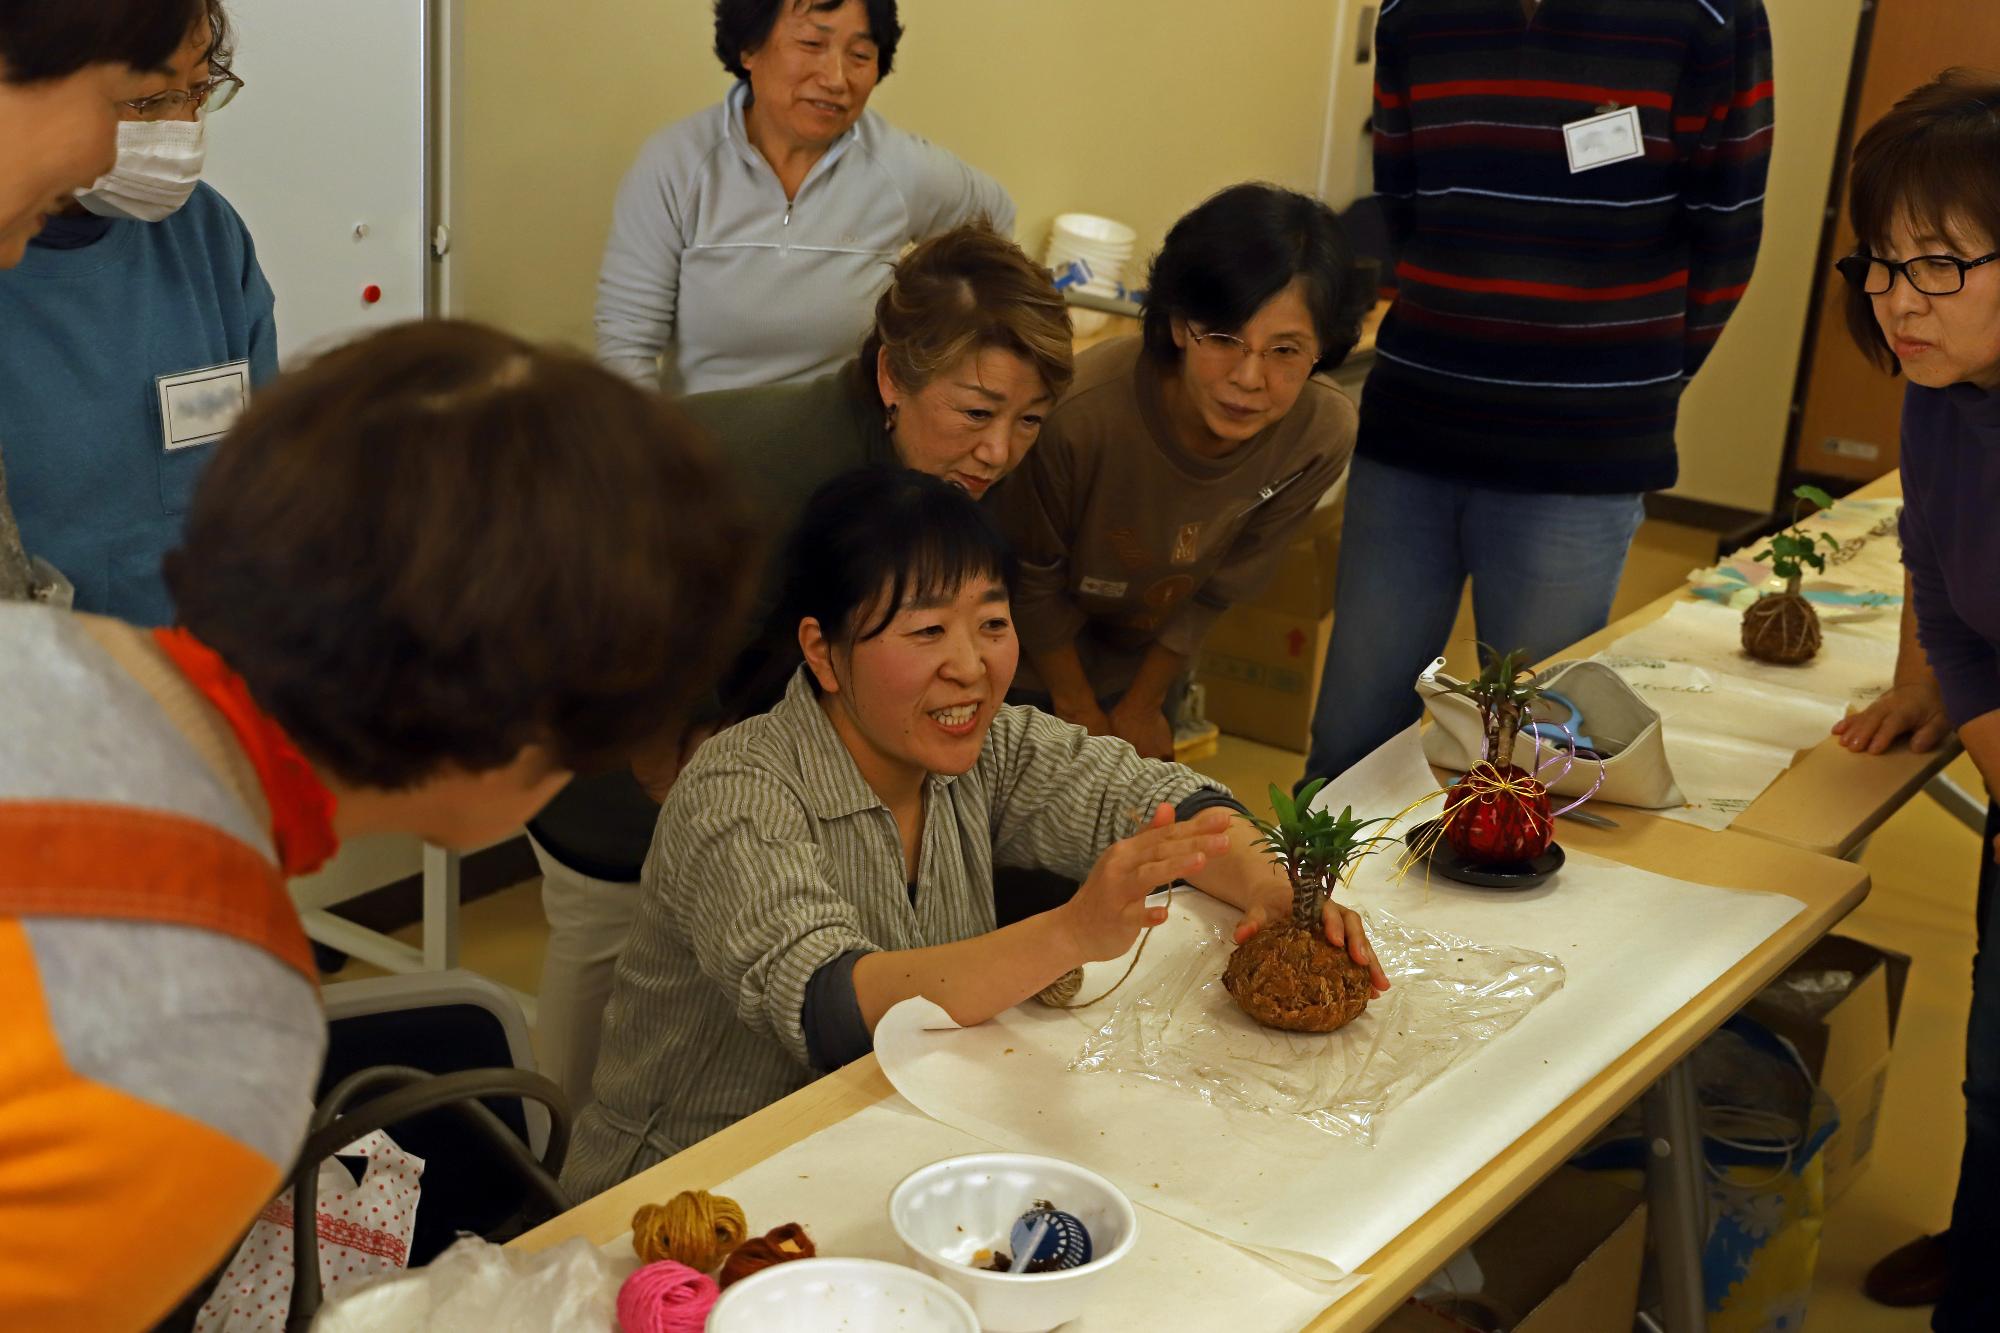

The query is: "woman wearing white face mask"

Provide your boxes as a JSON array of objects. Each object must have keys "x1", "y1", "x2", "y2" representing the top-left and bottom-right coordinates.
[{"x1": 0, "y1": 0, "x2": 272, "y2": 626}]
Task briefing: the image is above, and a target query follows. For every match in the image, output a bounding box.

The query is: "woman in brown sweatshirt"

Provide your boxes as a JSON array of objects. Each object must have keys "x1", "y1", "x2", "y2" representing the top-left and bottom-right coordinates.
[{"x1": 993, "y1": 183, "x2": 1365, "y2": 759}]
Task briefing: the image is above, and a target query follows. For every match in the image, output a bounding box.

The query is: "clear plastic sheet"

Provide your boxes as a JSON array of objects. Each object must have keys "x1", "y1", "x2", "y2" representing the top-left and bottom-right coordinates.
[
  {"x1": 1754, "y1": 968, "x2": 1857, "y2": 1022},
  {"x1": 311, "y1": 1236, "x2": 626, "y2": 1332},
  {"x1": 1070, "y1": 908, "x2": 1565, "y2": 1143}
]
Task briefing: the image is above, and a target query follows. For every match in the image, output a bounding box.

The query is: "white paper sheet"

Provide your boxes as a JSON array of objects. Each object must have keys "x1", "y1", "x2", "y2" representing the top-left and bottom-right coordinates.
[
  {"x1": 1590, "y1": 652, "x2": 1848, "y2": 830},
  {"x1": 1593, "y1": 599, "x2": 1899, "y2": 829},
  {"x1": 598, "y1": 1095, "x2": 1349, "y2": 1332},
  {"x1": 874, "y1": 728, "x2": 1803, "y2": 1279}
]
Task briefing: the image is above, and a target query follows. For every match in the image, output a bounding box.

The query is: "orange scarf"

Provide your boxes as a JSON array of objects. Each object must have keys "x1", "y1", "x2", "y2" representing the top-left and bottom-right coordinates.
[{"x1": 152, "y1": 628, "x2": 339, "y2": 877}]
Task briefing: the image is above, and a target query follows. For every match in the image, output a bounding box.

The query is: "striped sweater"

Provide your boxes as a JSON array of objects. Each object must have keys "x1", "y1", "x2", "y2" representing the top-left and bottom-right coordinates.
[
  {"x1": 0, "y1": 605, "x2": 323, "y2": 1329},
  {"x1": 562, "y1": 668, "x2": 1218, "y2": 1198},
  {"x1": 1364, "y1": 0, "x2": 1774, "y2": 493}
]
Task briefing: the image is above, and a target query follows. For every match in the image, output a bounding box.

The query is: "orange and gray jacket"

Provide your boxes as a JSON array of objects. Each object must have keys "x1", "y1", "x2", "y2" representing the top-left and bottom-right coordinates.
[{"x1": 0, "y1": 604, "x2": 324, "y2": 1329}]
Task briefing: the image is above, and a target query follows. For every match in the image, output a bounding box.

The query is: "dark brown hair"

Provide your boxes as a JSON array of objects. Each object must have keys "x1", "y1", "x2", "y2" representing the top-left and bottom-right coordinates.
[
  {"x1": 165, "y1": 320, "x2": 756, "y2": 790},
  {"x1": 857, "y1": 222, "x2": 1074, "y2": 411},
  {"x1": 1144, "y1": 183, "x2": 1364, "y2": 373},
  {"x1": 0, "y1": 0, "x2": 202, "y2": 84},
  {"x1": 1845, "y1": 68, "x2": 2000, "y2": 372}
]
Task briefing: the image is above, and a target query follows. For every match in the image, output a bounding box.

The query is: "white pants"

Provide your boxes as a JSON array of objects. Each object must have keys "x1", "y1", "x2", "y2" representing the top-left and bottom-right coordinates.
[{"x1": 527, "y1": 833, "x2": 641, "y2": 1113}]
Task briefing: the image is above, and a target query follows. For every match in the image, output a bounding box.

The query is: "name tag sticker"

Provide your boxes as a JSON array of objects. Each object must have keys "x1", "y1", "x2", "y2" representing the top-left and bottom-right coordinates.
[
  {"x1": 1079, "y1": 575, "x2": 1129, "y2": 599},
  {"x1": 1562, "y1": 105, "x2": 1644, "y2": 174},
  {"x1": 157, "y1": 361, "x2": 251, "y2": 452}
]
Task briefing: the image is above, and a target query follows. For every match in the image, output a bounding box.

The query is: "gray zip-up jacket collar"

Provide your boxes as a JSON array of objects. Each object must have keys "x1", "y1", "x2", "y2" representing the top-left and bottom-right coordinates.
[{"x1": 596, "y1": 81, "x2": 1015, "y2": 396}]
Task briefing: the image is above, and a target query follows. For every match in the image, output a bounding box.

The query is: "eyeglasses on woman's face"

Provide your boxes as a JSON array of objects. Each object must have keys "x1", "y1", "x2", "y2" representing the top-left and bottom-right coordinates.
[
  {"x1": 121, "y1": 71, "x2": 243, "y2": 122},
  {"x1": 1838, "y1": 250, "x2": 2000, "y2": 297},
  {"x1": 1183, "y1": 325, "x2": 1320, "y2": 380}
]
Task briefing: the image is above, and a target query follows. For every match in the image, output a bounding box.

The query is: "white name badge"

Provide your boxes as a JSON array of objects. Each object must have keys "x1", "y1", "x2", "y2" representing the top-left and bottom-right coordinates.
[
  {"x1": 1563, "y1": 105, "x2": 1644, "y2": 174},
  {"x1": 157, "y1": 360, "x2": 251, "y2": 452}
]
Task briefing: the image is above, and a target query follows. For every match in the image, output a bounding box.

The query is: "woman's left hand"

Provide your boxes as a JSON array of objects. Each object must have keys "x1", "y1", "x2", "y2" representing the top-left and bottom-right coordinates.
[
  {"x1": 1233, "y1": 896, "x2": 1391, "y2": 994},
  {"x1": 1108, "y1": 696, "x2": 1174, "y2": 760}
]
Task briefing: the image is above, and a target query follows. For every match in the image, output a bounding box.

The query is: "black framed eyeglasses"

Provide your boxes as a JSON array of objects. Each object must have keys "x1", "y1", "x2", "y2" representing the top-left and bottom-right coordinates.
[
  {"x1": 122, "y1": 71, "x2": 244, "y2": 121},
  {"x1": 1837, "y1": 250, "x2": 2000, "y2": 297}
]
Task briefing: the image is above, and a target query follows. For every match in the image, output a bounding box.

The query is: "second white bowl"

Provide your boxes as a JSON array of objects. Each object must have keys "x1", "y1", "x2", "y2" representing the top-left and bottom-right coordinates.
[{"x1": 704, "y1": 1257, "x2": 978, "y2": 1333}]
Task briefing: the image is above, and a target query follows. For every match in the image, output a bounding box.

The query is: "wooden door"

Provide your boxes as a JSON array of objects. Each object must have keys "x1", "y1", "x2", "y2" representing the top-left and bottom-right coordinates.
[{"x1": 1791, "y1": 1, "x2": 2000, "y2": 483}]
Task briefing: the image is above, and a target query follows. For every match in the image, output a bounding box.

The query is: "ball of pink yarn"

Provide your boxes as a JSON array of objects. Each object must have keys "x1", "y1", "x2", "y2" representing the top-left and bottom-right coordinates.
[{"x1": 618, "y1": 1259, "x2": 720, "y2": 1333}]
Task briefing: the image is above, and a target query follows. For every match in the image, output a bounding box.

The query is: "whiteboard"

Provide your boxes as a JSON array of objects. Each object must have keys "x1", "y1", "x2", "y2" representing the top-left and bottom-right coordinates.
[{"x1": 204, "y1": 0, "x2": 438, "y2": 363}]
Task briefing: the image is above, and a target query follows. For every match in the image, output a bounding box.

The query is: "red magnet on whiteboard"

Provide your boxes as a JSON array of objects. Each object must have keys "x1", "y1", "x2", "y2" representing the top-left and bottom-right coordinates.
[{"x1": 362, "y1": 284, "x2": 382, "y2": 305}]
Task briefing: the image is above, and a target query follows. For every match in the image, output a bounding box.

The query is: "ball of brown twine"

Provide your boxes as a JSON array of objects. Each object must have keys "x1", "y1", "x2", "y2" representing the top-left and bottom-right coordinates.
[{"x1": 719, "y1": 1222, "x2": 817, "y2": 1288}]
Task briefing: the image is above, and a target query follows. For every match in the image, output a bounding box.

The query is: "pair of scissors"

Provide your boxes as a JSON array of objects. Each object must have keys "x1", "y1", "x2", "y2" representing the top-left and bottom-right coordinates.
[{"x1": 1522, "y1": 691, "x2": 1593, "y2": 754}]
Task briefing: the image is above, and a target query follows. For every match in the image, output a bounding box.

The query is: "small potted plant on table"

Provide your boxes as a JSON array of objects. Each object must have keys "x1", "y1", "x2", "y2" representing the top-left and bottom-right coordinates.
[
  {"x1": 1437, "y1": 648, "x2": 1555, "y2": 867},
  {"x1": 1741, "y1": 484, "x2": 1841, "y2": 666},
  {"x1": 1222, "y1": 782, "x2": 1393, "y2": 1033}
]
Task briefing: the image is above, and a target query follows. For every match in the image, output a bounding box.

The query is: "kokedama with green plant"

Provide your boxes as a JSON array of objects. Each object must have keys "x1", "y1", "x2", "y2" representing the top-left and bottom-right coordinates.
[
  {"x1": 1223, "y1": 783, "x2": 1394, "y2": 1032},
  {"x1": 1440, "y1": 647, "x2": 1554, "y2": 866},
  {"x1": 1741, "y1": 484, "x2": 1840, "y2": 666}
]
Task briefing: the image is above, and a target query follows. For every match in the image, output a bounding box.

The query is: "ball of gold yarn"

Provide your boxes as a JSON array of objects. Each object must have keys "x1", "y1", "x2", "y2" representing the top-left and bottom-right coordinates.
[
  {"x1": 1036, "y1": 967, "x2": 1084, "y2": 1007},
  {"x1": 631, "y1": 1189, "x2": 748, "y2": 1271}
]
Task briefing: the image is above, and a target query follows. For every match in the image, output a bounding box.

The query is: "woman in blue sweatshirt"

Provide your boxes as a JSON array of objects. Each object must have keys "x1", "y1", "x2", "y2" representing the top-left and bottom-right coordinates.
[
  {"x1": 0, "y1": 1, "x2": 274, "y2": 627},
  {"x1": 1827, "y1": 71, "x2": 2000, "y2": 1331}
]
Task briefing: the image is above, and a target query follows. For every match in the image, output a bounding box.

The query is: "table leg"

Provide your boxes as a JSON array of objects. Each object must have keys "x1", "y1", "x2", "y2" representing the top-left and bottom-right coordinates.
[
  {"x1": 1642, "y1": 1058, "x2": 1708, "y2": 1333},
  {"x1": 1926, "y1": 772, "x2": 1988, "y2": 836},
  {"x1": 421, "y1": 842, "x2": 462, "y2": 971}
]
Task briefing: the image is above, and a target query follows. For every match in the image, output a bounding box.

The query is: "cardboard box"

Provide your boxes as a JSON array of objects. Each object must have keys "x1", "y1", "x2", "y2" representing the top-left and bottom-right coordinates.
[
  {"x1": 1196, "y1": 606, "x2": 1331, "y2": 751},
  {"x1": 1381, "y1": 1168, "x2": 1647, "y2": 1333},
  {"x1": 1246, "y1": 532, "x2": 1339, "y2": 620},
  {"x1": 1743, "y1": 934, "x2": 1911, "y2": 1202},
  {"x1": 1194, "y1": 474, "x2": 1347, "y2": 750}
]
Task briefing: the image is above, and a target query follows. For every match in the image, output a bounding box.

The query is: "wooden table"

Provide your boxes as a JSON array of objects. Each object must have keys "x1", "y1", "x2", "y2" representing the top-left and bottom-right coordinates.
[
  {"x1": 515, "y1": 820, "x2": 1867, "y2": 1333},
  {"x1": 1557, "y1": 471, "x2": 1956, "y2": 859}
]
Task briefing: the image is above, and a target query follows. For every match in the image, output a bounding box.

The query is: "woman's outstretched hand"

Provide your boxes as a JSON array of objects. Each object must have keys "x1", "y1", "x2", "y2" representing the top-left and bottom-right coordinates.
[{"x1": 1059, "y1": 802, "x2": 1231, "y2": 962}]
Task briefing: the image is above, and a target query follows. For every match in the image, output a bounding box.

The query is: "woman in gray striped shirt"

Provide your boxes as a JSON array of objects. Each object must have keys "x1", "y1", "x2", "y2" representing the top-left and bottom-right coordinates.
[{"x1": 563, "y1": 469, "x2": 1387, "y2": 1198}]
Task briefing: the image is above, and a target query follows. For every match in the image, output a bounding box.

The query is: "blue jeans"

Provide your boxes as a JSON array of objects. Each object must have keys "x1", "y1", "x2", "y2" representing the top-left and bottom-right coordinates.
[
  {"x1": 1939, "y1": 804, "x2": 2000, "y2": 1330},
  {"x1": 1303, "y1": 455, "x2": 1646, "y2": 784}
]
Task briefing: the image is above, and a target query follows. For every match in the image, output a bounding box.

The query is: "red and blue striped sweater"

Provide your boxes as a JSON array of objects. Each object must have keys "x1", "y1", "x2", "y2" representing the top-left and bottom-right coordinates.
[{"x1": 1363, "y1": 0, "x2": 1774, "y2": 493}]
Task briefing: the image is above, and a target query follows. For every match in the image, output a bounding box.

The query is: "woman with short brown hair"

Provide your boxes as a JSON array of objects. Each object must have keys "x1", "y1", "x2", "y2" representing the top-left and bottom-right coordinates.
[
  {"x1": 1825, "y1": 69, "x2": 2000, "y2": 1329},
  {"x1": 0, "y1": 319, "x2": 750, "y2": 1326},
  {"x1": 525, "y1": 221, "x2": 1072, "y2": 1109}
]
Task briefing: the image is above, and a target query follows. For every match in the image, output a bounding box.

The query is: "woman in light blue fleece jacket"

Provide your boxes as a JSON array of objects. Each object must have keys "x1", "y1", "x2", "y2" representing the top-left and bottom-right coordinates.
[{"x1": 596, "y1": 0, "x2": 1014, "y2": 396}]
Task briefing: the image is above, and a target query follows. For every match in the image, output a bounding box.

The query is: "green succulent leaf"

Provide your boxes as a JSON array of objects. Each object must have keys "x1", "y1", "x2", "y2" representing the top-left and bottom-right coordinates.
[
  {"x1": 1794, "y1": 483, "x2": 1835, "y2": 510},
  {"x1": 1269, "y1": 782, "x2": 1300, "y2": 830}
]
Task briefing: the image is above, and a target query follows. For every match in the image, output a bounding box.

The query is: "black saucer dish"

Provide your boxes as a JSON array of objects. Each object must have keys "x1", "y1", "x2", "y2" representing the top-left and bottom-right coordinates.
[{"x1": 1404, "y1": 818, "x2": 1566, "y2": 890}]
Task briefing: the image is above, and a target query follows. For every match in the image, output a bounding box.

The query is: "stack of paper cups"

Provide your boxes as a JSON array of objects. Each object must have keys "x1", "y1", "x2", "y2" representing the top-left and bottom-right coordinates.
[{"x1": 1046, "y1": 213, "x2": 1137, "y2": 299}]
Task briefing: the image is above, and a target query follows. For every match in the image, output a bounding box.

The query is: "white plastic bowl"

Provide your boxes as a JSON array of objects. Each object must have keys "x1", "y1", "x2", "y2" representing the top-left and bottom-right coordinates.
[
  {"x1": 704, "y1": 1257, "x2": 979, "y2": 1333},
  {"x1": 1047, "y1": 239, "x2": 1133, "y2": 271},
  {"x1": 888, "y1": 1153, "x2": 1139, "y2": 1333},
  {"x1": 1051, "y1": 212, "x2": 1138, "y2": 248}
]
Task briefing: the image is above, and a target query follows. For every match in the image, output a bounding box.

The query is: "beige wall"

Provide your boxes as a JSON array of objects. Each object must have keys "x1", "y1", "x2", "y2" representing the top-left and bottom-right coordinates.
[
  {"x1": 454, "y1": 0, "x2": 1861, "y2": 517},
  {"x1": 452, "y1": 0, "x2": 1341, "y2": 349},
  {"x1": 1672, "y1": 0, "x2": 1866, "y2": 512}
]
